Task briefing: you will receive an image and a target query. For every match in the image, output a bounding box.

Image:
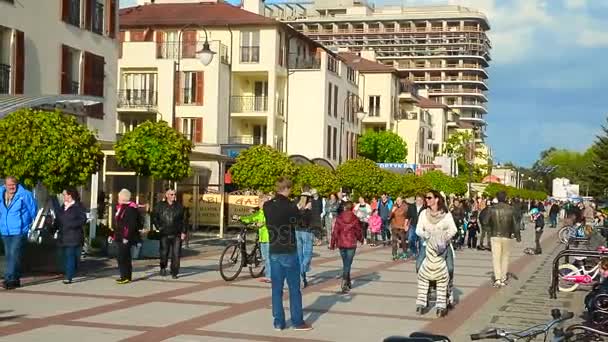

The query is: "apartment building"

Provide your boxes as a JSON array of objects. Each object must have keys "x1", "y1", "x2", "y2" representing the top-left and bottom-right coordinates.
[
  {"x1": 0, "y1": 0, "x2": 118, "y2": 142},
  {"x1": 286, "y1": 47, "x2": 360, "y2": 165},
  {"x1": 338, "y1": 52, "x2": 451, "y2": 165}
]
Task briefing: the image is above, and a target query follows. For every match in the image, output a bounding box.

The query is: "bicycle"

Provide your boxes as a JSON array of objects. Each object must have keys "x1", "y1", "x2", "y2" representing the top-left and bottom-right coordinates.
[
  {"x1": 558, "y1": 225, "x2": 585, "y2": 244},
  {"x1": 563, "y1": 324, "x2": 608, "y2": 341},
  {"x1": 470, "y1": 309, "x2": 574, "y2": 341},
  {"x1": 557, "y1": 247, "x2": 608, "y2": 292},
  {"x1": 218, "y1": 222, "x2": 265, "y2": 281}
]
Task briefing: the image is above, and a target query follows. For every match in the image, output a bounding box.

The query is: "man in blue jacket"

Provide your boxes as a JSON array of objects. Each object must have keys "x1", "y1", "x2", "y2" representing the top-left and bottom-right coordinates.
[
  {"x1": 0, "y1": 177, "x2": 37, "y2": 290},
  {"x1": 377, "y1": 193, "x2": 393, "y2": 245}
]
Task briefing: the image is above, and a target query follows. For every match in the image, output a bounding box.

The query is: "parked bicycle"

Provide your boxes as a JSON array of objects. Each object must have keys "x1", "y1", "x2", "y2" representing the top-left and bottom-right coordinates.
[
  {"x1": 559, "y1": 224, "x2": 585, "y2": 244},
  {"x1": 470, "y1": 309, "x2": 574, "y2": 341},
  {"x1": 218, "y1": 221, "x2": 265, "y2": 281},
  {"x1": 557, "y1": 247, "x2": 608, "y2": 292}
]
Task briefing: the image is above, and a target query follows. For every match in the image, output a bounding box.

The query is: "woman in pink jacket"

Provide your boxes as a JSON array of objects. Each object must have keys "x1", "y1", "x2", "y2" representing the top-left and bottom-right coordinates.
[{"x1": 368, "y1": 209, "x2": 382, "y2": 247}]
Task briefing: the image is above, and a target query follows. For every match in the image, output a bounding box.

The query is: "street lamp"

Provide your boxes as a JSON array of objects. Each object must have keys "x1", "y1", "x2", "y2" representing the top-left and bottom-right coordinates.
[
  {"x1": 339, "y1": 93, "x2": 365, "y2": 164},
  {"x1": 468, "y1": 126, "x2": 479, "y2": 199},
  {"x1": 172, "y1": 24, "x2": 216, "y2": 129}
]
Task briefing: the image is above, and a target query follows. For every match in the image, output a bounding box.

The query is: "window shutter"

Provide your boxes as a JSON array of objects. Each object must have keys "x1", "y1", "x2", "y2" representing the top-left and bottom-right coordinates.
[
  {"x1": 83, "y1": 52, "x2": 104, "y2": 97},
  {"x1": 155, "y1": 31, "x2": 164, "y2": 58},
  {"x1": 174, "y1": 117, "x2": 182, "y2": 131},
  {"x1": 182, "y1": 30, "x2": 196, "y2": 58},
  {"x1": 144, "y1": 28, "x2": 153, "y2": 42},
  {"x1": 174, "y1": 71, "x2": 181, "y2": 105},
  {"x1": 107, "y1": 0, "x2": 117, "y2": 38},
  {"x1": 61, "y1": 45, "x2": 70, "y2": 94},
  {"x1": 86, "y1": 103, "x2": 104, "y2": 119},
  {"x1": 118, "y1": 31, "x2": 125, "y2": 58},
  {"x1": 195, "y1": 71, "x2": 204, "y2": 105},
  {"x1": 194, "y1": 118, "x2": 203, "y2": 143},
  {"x1": 14, "y1": 30, "x2": 24, "y2": 94},
  {"x1": 61, "y1": 0, "x2": 70, "y2": 22},
  {"x1": 84, "y1": 0, "x2": 92, "y2": 30}
]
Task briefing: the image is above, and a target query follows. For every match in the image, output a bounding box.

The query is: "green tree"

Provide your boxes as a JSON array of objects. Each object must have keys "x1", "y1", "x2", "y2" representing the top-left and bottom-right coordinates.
[
  {"x1": 422, "y1": 170, "x2": 467, "y2": 195},
  {"x1": 590, "y1": 118, "x2": 608, "y2": 197},
  {"x1": 357, "y1": 131, "x2": 407, "y2": 163},
  {"x1": 0, "y1": 109, "x2": 103, "y2": 192},
  {"x1": 230, "y1": 145, "x2": 296, "y2": 193},
  {"x1": 336, "y1": 157, "x2": 384, "y2": 198},
  {"x1": 401, "y1": 173, "x2": 431, "y2": 197},
  {"x1": 115, "y1": 121, "x2": 193, "y2": 181},
  {"x1": 444, "y1": 131, "x2": 487, "y2": 178},
  {"x1": 293, "y1": 163, "x2": 339, "y2": 196}
]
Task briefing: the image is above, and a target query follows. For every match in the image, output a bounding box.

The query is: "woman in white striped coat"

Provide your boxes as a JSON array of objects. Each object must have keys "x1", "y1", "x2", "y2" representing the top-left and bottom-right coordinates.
[{"x1": 415, "y1": 190, "x2": 457, "y2": 317}]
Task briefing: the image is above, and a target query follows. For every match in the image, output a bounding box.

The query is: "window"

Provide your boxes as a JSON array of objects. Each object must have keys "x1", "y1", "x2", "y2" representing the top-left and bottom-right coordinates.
[
  {"x1": 332, "y1": 127, "x2": 337, "y2": 160},
  {"x1": 347, "y1": 67, "x2": 356, "y2": 84},
  {"x1": 83, "y1": 51, "x2": 104, "y2": 97},
  {"x1": 178, "y1": 71, "x2": 204, "y2": 105},
  {"x1": 91, "y1": 0, "x2": 105, "y2": 35},
  {"x1": 346, "y1": 91, "x2": 351, "y2": 122},
  {"x1": 119, "y1": 72, "x2": 158, "y2": 108},
  {"x1": 326, "y1": 126, "x2": 331, "y2": 158},
  {"x1": 61, "y1": 45, "x2": 81, "y2": 95},
  {"x1": 368, "y1": 95, "x2": 380, "y2": 117},
  {"x1": 278, "y1": 32, "x2": 286, "y2": 67},
  {"x1": 177, "y1": 117, "x2": 203, "y2": 144},
  {"x1": 61, "y1": 0, "x2": 80, "y2": 27},
  {"x1": 333, "y1": 85, "x2": 338, "y2": 117},
  {"x1": 328, "y1": 55, "x2": 338, "y2": 74},
  {"x1": 240, "y1": 30, "x2": 260, "y2": 63},
  {"x1": 327, "y1": 83, "x2": 332, "y2": 116}
]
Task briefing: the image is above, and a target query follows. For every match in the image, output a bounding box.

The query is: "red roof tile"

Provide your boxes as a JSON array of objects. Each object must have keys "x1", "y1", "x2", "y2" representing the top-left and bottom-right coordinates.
[
  {"x1": 337, "y1": 52, "x2": 396, "y2": 73},
  {"x1": 120, "y1": 2, "x2": 279, "y2": 28},
  {"x1": 417, "y1": 96, "x2": 449, "y2": 109}
]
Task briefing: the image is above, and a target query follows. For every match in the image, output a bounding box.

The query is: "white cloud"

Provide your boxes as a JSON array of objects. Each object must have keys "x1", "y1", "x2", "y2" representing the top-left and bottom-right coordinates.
[
  {"x1": 578, "y1": 29, "x2": 608, "y2": 47},
  {"x1": 564, "y1": 0, "x2": 586, "y2": 10}
]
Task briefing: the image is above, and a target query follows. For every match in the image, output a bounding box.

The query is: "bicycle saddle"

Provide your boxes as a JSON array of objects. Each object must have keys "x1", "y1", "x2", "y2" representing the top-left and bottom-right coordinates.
[{"x1": 597, "y1": 246, "x2": 608, "y2": 253}]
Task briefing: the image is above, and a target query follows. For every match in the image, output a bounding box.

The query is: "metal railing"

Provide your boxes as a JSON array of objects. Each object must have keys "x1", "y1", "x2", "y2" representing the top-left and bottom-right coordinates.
[
  {"x1": 156, "y1": 41, "x2": 207, "y2": 59},
  {"x1": 231, "y1": 96, "x2": 268, "y2": 112},
  {"x1": 288, "y1": 54, "x2": 321, "y2": 69},
  {"x1": 240, "y1": 46, "x2": 260, "y2": 63},
  {"x1": 117, "y1": 90, "x2": 158, "y2": 109},
  {"x1": 91, "y1": 2, "x2": 104, "y2": 34},
  {"x1": 0, "y1": 64, "x2": 9, "y2": 94},
  {"x1": 69, "y1": 81, "x2": 79, "y2": 95},
  {"x1": 228, "y1": 136, "x2": 264, "y2": 145},
  {"x1": 306, "y1": 26, "x2": 483, "y2": 35}
]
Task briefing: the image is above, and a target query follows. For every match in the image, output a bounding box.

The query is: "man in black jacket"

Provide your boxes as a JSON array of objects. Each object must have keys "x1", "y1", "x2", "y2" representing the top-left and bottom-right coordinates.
[
  {"x1": 264, "y1": 177, "x2": 312, "y2": 331},
  {"x1": 482, "y1": 191, "x2": 521, "y2": 288},
  {"x1": 152, "y1": 188, "x2": 186, "y2": 279}
]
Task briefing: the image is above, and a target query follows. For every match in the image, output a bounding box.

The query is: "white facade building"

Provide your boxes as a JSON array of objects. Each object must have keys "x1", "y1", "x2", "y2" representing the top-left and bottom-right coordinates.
[{"x1": 0, "y1": 0, "x2": 119, "y2": 142}]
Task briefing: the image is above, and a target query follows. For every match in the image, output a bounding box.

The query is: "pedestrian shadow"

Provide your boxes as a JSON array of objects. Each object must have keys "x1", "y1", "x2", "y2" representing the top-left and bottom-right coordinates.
[
  {"x1": 304, "y1": 292, "x2": 354, "y2": 325},
  {"x1": 0, "y1": 310, "x2": 26, "y2": 322}
]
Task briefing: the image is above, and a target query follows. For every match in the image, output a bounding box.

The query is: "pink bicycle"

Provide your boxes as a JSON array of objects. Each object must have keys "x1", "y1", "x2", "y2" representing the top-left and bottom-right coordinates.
[{"x1": 558, "y1": 247, "x2": 608, "y2": 292}]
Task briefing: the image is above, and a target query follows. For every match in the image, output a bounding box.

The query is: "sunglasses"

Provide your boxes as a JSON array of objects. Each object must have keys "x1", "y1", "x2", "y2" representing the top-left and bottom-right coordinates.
[{"x1": 425, "y1": 196, "x2": 434, "y2": 200}]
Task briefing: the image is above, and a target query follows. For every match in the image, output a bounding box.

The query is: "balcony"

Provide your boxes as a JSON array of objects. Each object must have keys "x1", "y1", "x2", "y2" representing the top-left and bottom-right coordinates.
[
  {"x1": 428, "y1": 88, "x2": 487, "y2": 98},
  {"x1": 118, "y1": 90, "x2": 158, "y2": 110},
  {"x1": 0, "y1": 63, "x2": 9, "y2": 94},
  {"x1": 157, "y1": 40, "x2": 207, "y2": 59},
  {"x1": 228, "y1": 136, "x2": 265, "y2": 145},
  {"x1": 288, "y1": 54, "x2": 321, "y2": 70},
  {"x1": 308, "y1": 26, "x2": 484, "y2": 35},
  {"x1": 231, "y1": 96, "x2": 268, "y2": 113}
]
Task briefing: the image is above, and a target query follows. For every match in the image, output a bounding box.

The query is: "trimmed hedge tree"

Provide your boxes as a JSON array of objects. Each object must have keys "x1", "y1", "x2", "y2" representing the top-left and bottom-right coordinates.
[
  {"x1": 336, "y1": 157, "x2": 384, "y2": 198},
  {"x1": 357, "y1": 131, "x2": 407, "y2": 163},
  {"x1": 422, "y1": 170, "x2": 467, "y2": 196},
  {"x1": 483, "y1": 183, "x2": 547, "y2": 201},
  {"x1": 230, "y1": 145, "x2": 296, "y2": 193},
  {"x1": 293, "y1": 163, "x2": 339, "y2": 197},
  {"x1": 0, "y1": 109, "x2": 103, "y2": 192}
]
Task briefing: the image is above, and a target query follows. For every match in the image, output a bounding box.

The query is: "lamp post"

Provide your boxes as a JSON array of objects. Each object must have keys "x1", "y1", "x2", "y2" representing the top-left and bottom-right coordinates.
[
  {"x1": 171, "y1": 24, "x2": 216, "y2": 130},
  {"x1": 467, "y1": 127, "x2": 479, "y2": 199},
  {"x1": 339, "y1": 93, "x2": 366, "y2": 164}
]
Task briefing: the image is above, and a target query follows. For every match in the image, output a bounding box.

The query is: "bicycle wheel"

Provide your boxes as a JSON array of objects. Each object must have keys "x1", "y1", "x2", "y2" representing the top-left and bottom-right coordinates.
[
  {"x1": 558, "y1": 263, "x2": 581, "y2": 292},
  {"x1": 559, "y1": 226, "x2": 571, "y2": 244},
  {"x1": 219, "y1": 243, "x2": 243, "y2": 281},
  {"x1": 248, "y1": 245, "x2": 265, "y2": 278}
]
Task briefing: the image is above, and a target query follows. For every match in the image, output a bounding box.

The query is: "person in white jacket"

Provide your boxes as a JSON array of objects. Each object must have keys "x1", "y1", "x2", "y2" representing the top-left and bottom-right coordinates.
[{"x1": 354, "y1": 197, "x2": 372, "y2": 245}]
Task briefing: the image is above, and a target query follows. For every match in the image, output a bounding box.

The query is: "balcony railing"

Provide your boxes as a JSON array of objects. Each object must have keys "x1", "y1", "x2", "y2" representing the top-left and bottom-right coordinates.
[
  {"x1": 69, "y1": 81, "x2": 79, "y2": 94},
  {"x1": 240, "y1": 46, "x2": 260, "y2": 63},
  {"x1": 306, "y1": 26, "x2": 483, "y2": 35},
  {"x1": 397, "y1": 62, "x2": 485, "y2": 70},
  {"x1": 0, "y1": 63, "x2": 9, "y2": 94},
  {"x1": 228, "y1": 136, "x2": 264, "y2": 145},
  {"x1": 428, "y1": 88, "x2": 485, "y2": 94},
  {"x1": 231, "y1": 96, "x2": 268, "y2": 112},
  {"x1": 288, "y1": 54, "x2": 321, "y2": 69},
  {"x1": 157, "y1": 41, "x2": 207, "y2": 59},
  {"x1": 91, "y1": 2, "x2": 104, "y2": 35},
  {"x1": 118, "y1": 90, "x2": 158, "y2": 109}
]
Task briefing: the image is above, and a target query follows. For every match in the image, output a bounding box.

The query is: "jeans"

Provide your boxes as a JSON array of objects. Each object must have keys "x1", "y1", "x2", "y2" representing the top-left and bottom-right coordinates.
[
  {"x1": 295, "y1": 229, "x2": 313, "y2": 274},
  {"x1": 270, "y1": 253, "x2": 304, "y2": 329},
  {"x1": 467, "y1": 229, "x2": 478, "y2": 248},
  {"x1": 63, "y1": 245, "x2": 81, "y2": 281},
  {"x1": 116, "y1": 240, "x2": 133, "y2": 280},
  {"x1": 408, "y1": 225, "x2": 418, "y2": 256},
  {"x1": 360, "y1": 222, "x2": 368, "y2": 241},
  {"x1": 339, "y1": 248, "x2": 356, "y2": 279},
  {"x1": 391, "y1": 228, "x2": 407, "y2": 256},
  {"x1": 490, "y1": 237, "x2": 512, "y2": 282},
  {"x1": 260, "y1": 242, "x2": 271, "y2": 279},
  {"x1": 535, "y1": 228, "x2": 543, "y2": 253},
  {"x1": 2, "y1": 235, "x2": 25, "y2": 283},
  {"x1": 381, "y1": 219, "x2": 391, "y2": 241},
  {"x1": 159, "y1": 235, "x2": 182, "y2": 276},
  {"x1": 550, "y1": 214, "x2": 558, "y2": 228}
]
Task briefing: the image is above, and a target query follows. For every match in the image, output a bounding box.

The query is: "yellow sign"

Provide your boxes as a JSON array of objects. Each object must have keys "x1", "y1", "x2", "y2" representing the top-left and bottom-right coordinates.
[{"x1": 182, "y1": 194, "x2": 260, "y2": 226}]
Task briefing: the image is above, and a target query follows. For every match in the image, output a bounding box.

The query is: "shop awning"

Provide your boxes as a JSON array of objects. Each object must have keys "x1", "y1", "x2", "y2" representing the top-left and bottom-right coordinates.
[{"x1": 0, "y1": 94, "x2": 103, "y2": 118}]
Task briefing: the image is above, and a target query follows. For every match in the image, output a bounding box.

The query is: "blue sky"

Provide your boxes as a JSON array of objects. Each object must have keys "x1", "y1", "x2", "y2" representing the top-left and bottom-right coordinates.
[{"x1": 120, "y1": 0, "x2": 608, "y2": 166}]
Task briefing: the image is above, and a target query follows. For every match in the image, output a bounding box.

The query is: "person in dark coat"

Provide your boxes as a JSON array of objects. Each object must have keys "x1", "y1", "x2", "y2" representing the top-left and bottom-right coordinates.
[
  {"x1": 152, "y1": 188, "x2": 186, "y2": 279},
  {"x1": 55, "y1": 187, "x2": 87, "y2": 284},
  {"x1": 112, "y1": 189, "x2": 141, "y2": 284}
]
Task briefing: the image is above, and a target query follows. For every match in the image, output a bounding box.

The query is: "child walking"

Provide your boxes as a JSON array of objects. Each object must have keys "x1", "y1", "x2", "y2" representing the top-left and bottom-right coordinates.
[
  {"x1": 532, "y1": 208, "x2": 545, "y2": 254},
  {"x1": 368, "y1": 209, "x2": 382, "y2": 247},
  {"x1": 331, "y1": 201, "x2": 363, "y2": 293},
  {"x1": 467, "y1": 213, "x2": 479, "y2": 249}
]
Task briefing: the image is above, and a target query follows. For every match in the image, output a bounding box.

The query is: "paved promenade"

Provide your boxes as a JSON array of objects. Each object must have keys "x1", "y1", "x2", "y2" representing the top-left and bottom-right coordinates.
[{"x1": 0, "y1": 223, "x2": 584, "y2": 341}]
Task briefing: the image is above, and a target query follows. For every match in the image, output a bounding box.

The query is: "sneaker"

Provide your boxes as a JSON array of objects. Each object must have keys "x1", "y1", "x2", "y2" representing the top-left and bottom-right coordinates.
[
  {"x1": 492, "y1": 280, "x2": 502, "y2": 288},
  {"x1": 293, "y1": 323, "x2": 313, "y2": 331},
  {"x1": 171, "y1": 275, "x2": 179, "y2": 280},
  {"x1": 273, "y1": 324, "x2": 285, "y2": 331},
  {"x1": 116, "y1": 278, "x2": 131, "y2": 285},
  {"x1": 62, "y1": 280, "x2": 72, "y2": 285},
  {"x1": 160, "y1": 269, "x2": 168, "y2": 277}
]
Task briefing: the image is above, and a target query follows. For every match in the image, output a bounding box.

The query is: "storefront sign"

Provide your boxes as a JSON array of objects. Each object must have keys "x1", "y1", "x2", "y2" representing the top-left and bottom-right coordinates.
[{"x1": 182, "y1": 194, "x2": 259, "y2": 226}]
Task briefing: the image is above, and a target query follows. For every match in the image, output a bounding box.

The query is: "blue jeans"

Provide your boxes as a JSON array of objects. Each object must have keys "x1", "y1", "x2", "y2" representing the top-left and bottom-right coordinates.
[
  {"x1": 260, "y1": 242, "x2": 271, "y2": 279},
  {"x1": 550, "y1": 214, "x2": 558, "y2": 227},
  {"x1": 270, "y1": 253, "x2": 304, "y2": 329},
  {"x1": 339, "y1": 248, "x2": 356, "y2": 279},
  {"x1": 2, "y1": 235, "x2": 25, "y2": 283},
  {"x1": 295, "y1": 229, "x2": 313, "y2": 274},
  {"x1": 381, "y1": 219, "x2": 391, "y2": 241},
  {"x1": 408, "y1": 225, "x2": 418, "y2": 256},
  {"x1": 63, "y1": 246, "x2": 81, "y2": 281}
]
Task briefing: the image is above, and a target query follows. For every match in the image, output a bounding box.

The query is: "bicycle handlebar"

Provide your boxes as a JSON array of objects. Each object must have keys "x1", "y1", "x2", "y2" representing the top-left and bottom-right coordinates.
[
  {"x1": 470, "y1": 310, "x2": 574, "y2": 340},
  {"x1": 470, "y1": 329, "x2": 499, "y2": 340}
]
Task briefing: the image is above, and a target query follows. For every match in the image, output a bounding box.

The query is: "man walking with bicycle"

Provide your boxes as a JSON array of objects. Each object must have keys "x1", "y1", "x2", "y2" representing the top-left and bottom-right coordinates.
[{"x1": 264, "y1": 177, "x2": 313, "y2": 332}]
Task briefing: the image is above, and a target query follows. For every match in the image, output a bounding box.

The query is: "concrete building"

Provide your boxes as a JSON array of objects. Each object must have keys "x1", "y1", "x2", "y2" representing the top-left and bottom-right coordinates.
[
  {"x1": 491, "y1": 166, "x2": 521, "y2": 188},
  {"x1": 0, "y1": 0, "x2": 119, "y2": 142}
]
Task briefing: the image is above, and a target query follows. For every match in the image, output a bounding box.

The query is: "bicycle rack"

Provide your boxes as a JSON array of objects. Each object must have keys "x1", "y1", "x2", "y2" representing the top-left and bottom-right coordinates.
[{"x1": 549, "y1": 249, "x2": 604, "y2": 299}]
